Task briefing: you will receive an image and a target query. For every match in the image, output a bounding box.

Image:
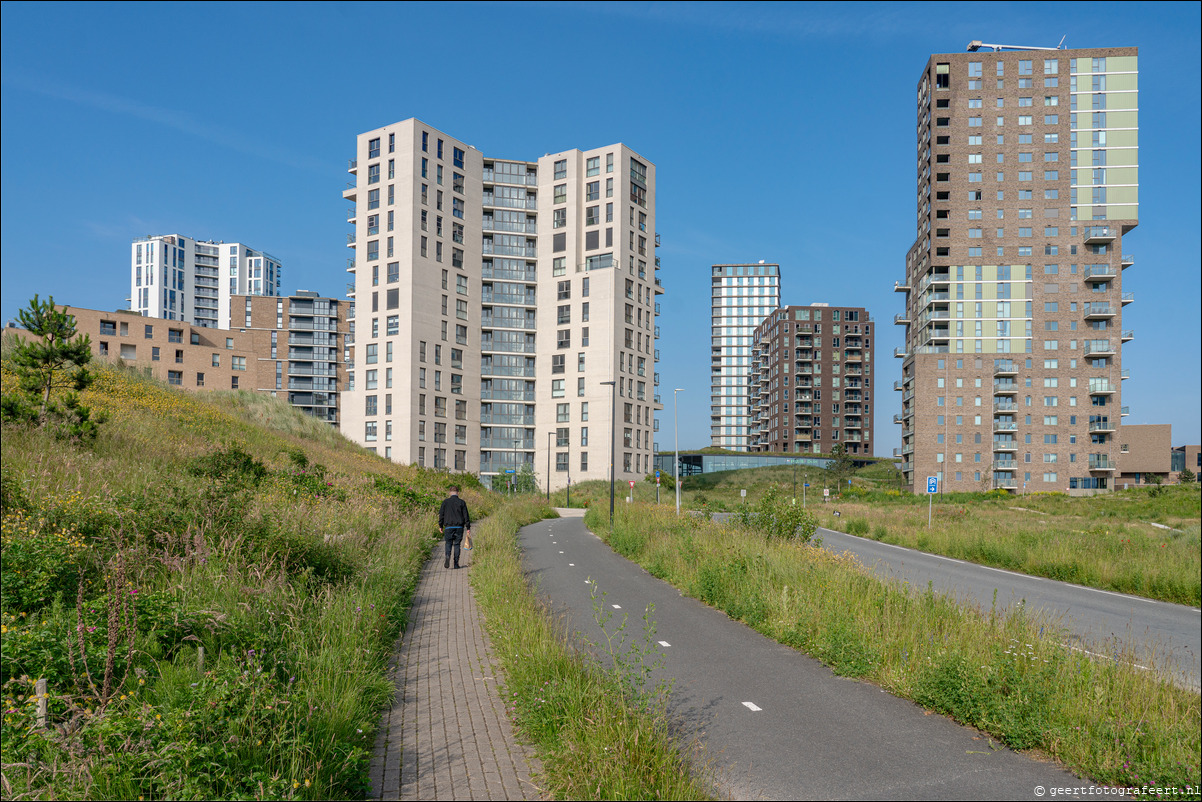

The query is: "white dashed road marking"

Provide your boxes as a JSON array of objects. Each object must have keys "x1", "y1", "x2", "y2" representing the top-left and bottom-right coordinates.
[
  {"x1": 658, "y1": 641, "x2": 671, "y2": 647},
  {"x1": 612, "y1": 604, "x2": 621, "y2": 609},
  {"x1": 742, "y1": 702, "x2": 762, "y2": 712}
]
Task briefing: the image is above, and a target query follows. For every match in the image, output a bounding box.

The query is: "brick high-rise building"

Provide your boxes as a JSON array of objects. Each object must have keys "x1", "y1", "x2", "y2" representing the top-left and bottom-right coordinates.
[
  {"x1": 340, "y1": 119, "x2": 662, "y2": 489},
  {"x1": 897, "y1": 44, "x2": 1137, "y2": 494},
  {"x1": 749, "y1": 304, "x2": 875, "y2": 455}
]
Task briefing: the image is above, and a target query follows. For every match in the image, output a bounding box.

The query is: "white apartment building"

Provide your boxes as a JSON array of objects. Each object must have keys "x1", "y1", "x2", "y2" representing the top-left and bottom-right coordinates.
[
  {"x1": 710, "y1": 262, "x2": 781, "y2": 450},
  {"x1": 340, "y1": 119, "x2": 662, "y2": 490},
  {"x1": 130, "y1": 234, "x2": 282, "y2": 328}
]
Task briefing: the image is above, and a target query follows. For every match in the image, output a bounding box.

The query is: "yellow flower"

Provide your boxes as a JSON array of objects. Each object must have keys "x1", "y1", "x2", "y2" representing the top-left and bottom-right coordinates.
[
  {"x1": 293, "y1": 781, "x2": 300, "y2": 789},
  {"x1": 305, "y1": 779, "x2": 311, "y2": 788}
]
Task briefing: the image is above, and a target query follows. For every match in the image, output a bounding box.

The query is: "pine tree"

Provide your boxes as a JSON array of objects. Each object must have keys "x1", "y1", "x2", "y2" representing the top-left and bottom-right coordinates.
[{"x1": 3, "y1": 295, "x2": 104, "y2": 439}]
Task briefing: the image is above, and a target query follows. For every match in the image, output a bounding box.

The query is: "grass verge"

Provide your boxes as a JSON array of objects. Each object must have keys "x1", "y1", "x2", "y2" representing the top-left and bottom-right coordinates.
[
  {"x1": 560, "y1": 471, "x2": 1201, "y2": 605},
  {"x1": 470, "y1": 498, "x2": 713, "y2": 800},
  {"x1": 2, "y1": 362, "x2": 484, "y2": 799},
  {"x1": 585, "y1": 503, "x2": 1201, "y2": 792}
]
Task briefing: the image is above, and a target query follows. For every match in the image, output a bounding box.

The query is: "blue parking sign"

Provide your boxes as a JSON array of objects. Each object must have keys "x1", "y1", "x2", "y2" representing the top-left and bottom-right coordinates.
[{"x1": 926, "y1": 476, "x2": 939, "y2": 494}]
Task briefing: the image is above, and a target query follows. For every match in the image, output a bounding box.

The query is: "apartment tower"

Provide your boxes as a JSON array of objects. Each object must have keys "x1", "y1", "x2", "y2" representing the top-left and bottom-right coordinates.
[
  {"x1": 749, "y1": 304, "x2": 875, "y2": 455},
  {"x1": 130, "y1": 235, "x2": 282, "y2": 328},
  {"x1": 341, "y1": 119, "x2": 661, "y2": 489},
  {"x1": 898, "y1": 44, "x2": 1137, "y2": 493},
  {"x1": 710, "y1": 262, "x2": 781, "y2": 450}
]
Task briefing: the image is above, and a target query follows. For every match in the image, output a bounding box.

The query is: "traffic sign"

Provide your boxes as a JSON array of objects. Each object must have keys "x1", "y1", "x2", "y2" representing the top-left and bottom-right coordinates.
[
  {"x1": 823, "y1": 488, "x2": 830, "y2": 498},
  {"x1": 926, "y1": 476, "x2": 939, "y2": 494},
  {"x1": 804, "y1": 483, "x2": 810, "y2": 488},
  {"x1": 655, "y1": 469, "x2": 661, "y2": 478},
  {"x1": 504, "y1": 469, "x2": 516, "y2": 474},
  {"x1": 629, "y1": 480, "x2": 636, "y2": 488}
]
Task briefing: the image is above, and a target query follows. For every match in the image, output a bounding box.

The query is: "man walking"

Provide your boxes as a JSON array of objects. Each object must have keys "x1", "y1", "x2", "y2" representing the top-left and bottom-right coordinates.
[{"x1": 438, "y1": 485, "x2": 472, "y2": 569}]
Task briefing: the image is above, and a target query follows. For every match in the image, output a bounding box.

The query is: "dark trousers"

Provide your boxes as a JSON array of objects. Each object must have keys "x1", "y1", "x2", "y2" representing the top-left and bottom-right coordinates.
[{"x1": 444, "y1": 527, "x2": 464, "y2": 565}]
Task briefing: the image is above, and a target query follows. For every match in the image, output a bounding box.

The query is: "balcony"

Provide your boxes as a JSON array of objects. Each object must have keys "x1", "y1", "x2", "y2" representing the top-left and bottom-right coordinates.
[
  {"x1": 993, "y1": 459, "x2": 1017, "y2": 471},
  {"x1": 894, "y1": 313, "x2": 909, "y2": 325},
  {"x1": 1121, "y1": 292, "x2": 1134, "y2": 306},
  {"x1": 993, "y1": 359, "x2": 1018, "y2": 376},
  {"x1": 1120, "y1": 405, "x2": 1130, "y2": 416},
  {"x1": 994, "y1": 475, "x2": 1018, "y2": 490},
  {"x1": 1083, "y1": 265, "x2": 1117, "y2": 282},
  {"x1": 992, "y1": 379, "x2": 1019, "y2": 395},
  {"x1": 993, "y1": 420, "x2": 1017, "y2": 433},
  {"x1": 1120, "y1": 368, "x2": 1130, "y2": 381},
  {"x1": 893, "y1": 413, "x2": 904, "y2": 424},
  {"x1": 348, "y1": 158, "x2": 357, "y2": 173},
  {"x1": 1088, "y1": 419, "x2": 1115, "y2": 433},
  {"x1": 1120, "y1": 253, "x2": 1134, "y2": 267},
  {"x1": 992, "y1": 438, "x2": 1018, "y2": 452},
  {"x1": 1083, "y1": 341, "x2": 1114, "y2": 356},
  {"x1": 1084, "y1": 226, "x2": 1117, "y2": 243},
  {"x1": 1083, "y1": 303, "x2": 1115, "y2": 319},
  {"x1": 1088, "y1": 455, "x2": 1116, "y2": 472},
  {"x1": 1089, "y1": 380, "x2": 1116, "y2": 395},
  {"x1": 1121, "y1": 329, "x2": 1134, "y2": 342},
  {"x1": 894, "y1": 280, "x2": 910, "y2": 293},
  {"x1": 893, "y1": 347, "x2": 907, "y2": 358}
]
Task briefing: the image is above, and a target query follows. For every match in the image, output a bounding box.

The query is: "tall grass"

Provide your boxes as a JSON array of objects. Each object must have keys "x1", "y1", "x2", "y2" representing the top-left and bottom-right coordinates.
[
  {"x1": 470, "y1": 498, "x2": 713, "y2": 800},
  {"x1": 586, "y1": 503, "x2": 1201, "y2": 791},
  {"x1": 1, "y1": 363, "x2": 477, "y2": 799}
]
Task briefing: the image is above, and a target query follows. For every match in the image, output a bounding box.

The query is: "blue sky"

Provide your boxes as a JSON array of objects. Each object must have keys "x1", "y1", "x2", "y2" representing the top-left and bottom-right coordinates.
[{"x1": 2, "y1": 1, "x2": 1199, "y2": 451}]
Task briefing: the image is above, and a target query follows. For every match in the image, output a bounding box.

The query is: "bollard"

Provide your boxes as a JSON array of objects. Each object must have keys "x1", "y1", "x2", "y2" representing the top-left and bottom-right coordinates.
[
  {"x1": 198, "y1": 646, "x2": 205, "y2": 674},
  {"x1": 36, "y1": 678, "x2": 47, "y2": 728}
]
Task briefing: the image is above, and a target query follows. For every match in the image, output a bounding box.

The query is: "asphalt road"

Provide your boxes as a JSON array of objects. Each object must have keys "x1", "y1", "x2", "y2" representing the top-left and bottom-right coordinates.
[
  {"x1": 710, "y1": 511, "x2": 1201, "y2": 687},
  {"x1": 521, "y1": 512, "x2": 1092, "y2": 800}
]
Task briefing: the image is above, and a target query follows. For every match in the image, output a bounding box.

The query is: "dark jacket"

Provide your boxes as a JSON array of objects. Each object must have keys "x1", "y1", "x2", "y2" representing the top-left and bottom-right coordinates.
[{"x1": 439, "y1": 495, "x2": 471, "y2": 529}]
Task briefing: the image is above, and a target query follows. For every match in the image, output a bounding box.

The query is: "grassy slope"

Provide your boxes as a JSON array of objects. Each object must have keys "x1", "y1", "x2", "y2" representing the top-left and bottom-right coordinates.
[{"x1": 1, "y1": 362, "x2": 487, "y2": 799}]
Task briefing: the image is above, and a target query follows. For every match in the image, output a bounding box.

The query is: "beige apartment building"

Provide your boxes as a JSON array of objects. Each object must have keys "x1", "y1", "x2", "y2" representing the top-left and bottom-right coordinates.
[
  {"x1": 25, "y1": 293, "x2": 348, "y2": 423},
  {"x1": 749, "y1": 304, "x2": 875, "y2": 455},
  {"x1": 341, "y1": 119, "x2": 661, "y2": 489},
  {"x1": 898, "y1": 44, "x2": 1137, "y2": 494}
]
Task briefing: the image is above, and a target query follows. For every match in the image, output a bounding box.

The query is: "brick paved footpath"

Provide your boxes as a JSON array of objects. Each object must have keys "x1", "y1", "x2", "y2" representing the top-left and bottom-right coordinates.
[{"x1": 369, "y1": 538, "x2": 543, "y2": 800}]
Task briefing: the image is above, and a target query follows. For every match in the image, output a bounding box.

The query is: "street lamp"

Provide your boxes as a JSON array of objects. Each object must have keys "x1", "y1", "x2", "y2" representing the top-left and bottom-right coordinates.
[
  {"x1": 601, "y1": 379, "x2": 616, "y2": 529},
  {"x1": 673, "y1": 388, "x2": 684, "y2": 515},
  {"x1": 547, "y1": 430, "x2": 552, "y2": 503}
]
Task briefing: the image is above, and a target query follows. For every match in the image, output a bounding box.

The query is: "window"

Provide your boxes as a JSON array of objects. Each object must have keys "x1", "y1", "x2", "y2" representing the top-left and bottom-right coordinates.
[
  {"x1": 554, "y1": 159, "x2": 567, "y2": 179},
  {"x1": 231, "y1": 356, "x2": 246, "y2": 371},
  {"x1": 554, "y1": 184, "x2": 567, "y2": 204}
]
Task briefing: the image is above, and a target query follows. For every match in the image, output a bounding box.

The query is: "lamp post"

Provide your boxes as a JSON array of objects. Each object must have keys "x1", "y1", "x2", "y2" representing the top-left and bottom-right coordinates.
[
  {"x1": 673, "y1": 387, "x2": 684, "y2": 515},
  {"x1": 601, "y1": 379, "x2": 616, "y2": 529},
  {"x1": 792, "y1": 458, "x2": 797, "y2": 503},
  {"x1": 546, "y1": 430, "x2": 552, "y2": 503}
]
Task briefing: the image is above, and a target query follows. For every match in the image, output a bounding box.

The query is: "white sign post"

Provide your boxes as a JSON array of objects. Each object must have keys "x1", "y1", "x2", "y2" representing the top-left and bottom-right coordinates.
[{"x1": 926, "y1": 476, "x2": 939, "y2": 527}]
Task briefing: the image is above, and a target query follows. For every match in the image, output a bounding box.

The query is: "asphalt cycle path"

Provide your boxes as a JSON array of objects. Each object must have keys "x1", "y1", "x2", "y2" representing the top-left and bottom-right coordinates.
[{"x1": 524, "y1": 510, "x2": 1090, "y2": 801}]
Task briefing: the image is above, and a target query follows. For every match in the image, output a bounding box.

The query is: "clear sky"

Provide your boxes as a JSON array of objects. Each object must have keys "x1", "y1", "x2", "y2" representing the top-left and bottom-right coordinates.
[{"x1": 3, "y1": 1, "x2": 1199, "y2": 451}]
